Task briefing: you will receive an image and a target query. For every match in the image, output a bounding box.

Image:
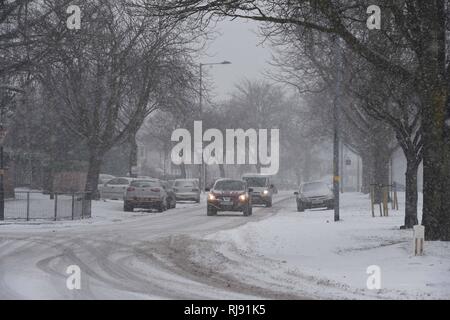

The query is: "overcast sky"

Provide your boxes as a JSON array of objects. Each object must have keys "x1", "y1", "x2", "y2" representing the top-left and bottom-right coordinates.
[{"x1": 200, "y1": 18, "x2": 275, "y2": 101}]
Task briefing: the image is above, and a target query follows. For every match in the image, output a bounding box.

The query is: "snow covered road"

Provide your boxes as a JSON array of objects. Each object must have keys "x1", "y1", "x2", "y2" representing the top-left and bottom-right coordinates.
[
  {"x1": 1, "y1": 191, "x2": 448, "y2": 300},
  {"x1": 0, "y1": 192, "x2": 299, "y2": 299}
]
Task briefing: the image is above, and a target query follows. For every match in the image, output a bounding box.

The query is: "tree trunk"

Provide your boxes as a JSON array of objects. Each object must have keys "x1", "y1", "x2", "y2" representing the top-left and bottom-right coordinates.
[
  {"x1": 180, "y1": 163, "x2": 187, "y2": 178},
  {"x1": 421, "y1": 85, "x2": 450, "y2": 240},
  {"x1": 255, "y1": 162, "x2": 261, "y2": 174},
  {"x1": 373, "y1": 145, "x2": 390, "y2": 203},
  {"x1": 418, "y1": 0, "x2": 450, "y2": 241},
  {"x1": 219, "y1": 164, "x2": 226, "y2": 178},
  {"x1": 303, "y1": 151, "x2": 311, "y2": 182},
  {"x1": 404, "y1": 157, "x2": 419, "y2": 228},
  {"x1": 361, "y1": 151, "x2": 374, "y2": 194},
  {"x1": 128, "y1": 134, "x2": 138, "y2": 177},
  {"x1": 84, "y1": 150, "x2": 103, "y2": 200},
  {"x1": 295, "y1": 169, "x2": 301, "y2": 187}
]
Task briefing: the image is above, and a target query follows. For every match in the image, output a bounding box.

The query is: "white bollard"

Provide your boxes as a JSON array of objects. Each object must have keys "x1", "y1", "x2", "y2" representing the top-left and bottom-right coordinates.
[{"x1": 413, "y1": 225, "x2": 425, "y2": 256}]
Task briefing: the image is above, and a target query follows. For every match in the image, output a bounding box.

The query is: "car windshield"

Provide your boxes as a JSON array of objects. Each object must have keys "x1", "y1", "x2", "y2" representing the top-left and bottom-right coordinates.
[
  {"x1": 130, "y1": 180, "x2": 160, "y2": 188},
  {"x1": 243, "y1": 177, "x2": 267, "y2": 187},
  {"x1": 302, "y1": 182, "x2": 329, "y2": 193},
  {"x1": 175, "y1": 180, "x2": 197, "y2": 187},
  {"x1": 214, "y1": 180, "x2": 245, "y2": 191}
]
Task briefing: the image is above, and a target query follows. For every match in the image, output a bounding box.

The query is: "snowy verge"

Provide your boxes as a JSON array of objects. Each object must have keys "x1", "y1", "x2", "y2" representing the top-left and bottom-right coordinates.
[{"x1": 200, "y1": 192, "x2": 450, "y2": 299}]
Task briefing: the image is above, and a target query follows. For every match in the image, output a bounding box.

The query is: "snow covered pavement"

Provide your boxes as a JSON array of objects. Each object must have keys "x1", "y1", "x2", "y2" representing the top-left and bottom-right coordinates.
[
  {"x1": 202, "y1": 192, "x2": 450, "y2": 299},
  {"x1": 0, "y1": 191, "x2": 448, "y2": 299}
]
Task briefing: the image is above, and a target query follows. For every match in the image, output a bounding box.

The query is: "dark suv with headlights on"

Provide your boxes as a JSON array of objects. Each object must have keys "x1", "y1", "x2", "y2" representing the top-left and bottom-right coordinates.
[
  {"x1": 294, "y1": 181, "x2": 334, "y2": 212},
  {"x1": 206, "y1": 179, "x2": 253, "y2": 216}
]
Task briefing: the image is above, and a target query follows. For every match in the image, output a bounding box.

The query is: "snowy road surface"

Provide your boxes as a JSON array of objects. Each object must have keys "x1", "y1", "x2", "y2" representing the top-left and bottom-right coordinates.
[
  {"x1": 1, "y1": 191, "x2": 449, "y2": 299},
  {"x1": 0, "y1": 192, "x2": 300, "y2": 299}
]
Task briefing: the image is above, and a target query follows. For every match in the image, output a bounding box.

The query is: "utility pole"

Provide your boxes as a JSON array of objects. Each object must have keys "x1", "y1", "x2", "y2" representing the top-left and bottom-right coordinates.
[
  {"x1": 333, "y1": 37, "x2": 342, "y2": 222},
  {"x1": 357, "y1": 156, "x2": 361, "y2": 192},
  {"x1": 340, "y1": 142, "x2": 344, "y2": 193},
  {"x1": 199, "y1": 60, "x2": 231, "y2": 191},
  {"x1": 199, "y1": 63, "x2": 203, "y2": 190},
  {"x1": 0, "y1": 108, "x2": 6, "y2": 221}
]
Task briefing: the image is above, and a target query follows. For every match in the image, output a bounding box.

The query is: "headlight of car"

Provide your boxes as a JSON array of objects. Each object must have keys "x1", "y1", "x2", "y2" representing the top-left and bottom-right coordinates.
[
  {"x1": 208, "y1": 193, "x2": 216, "y2": 201},
  {"x1": 239, "y1": 194, "x2": 247, "y2": 201},
  {"x1": 262, "y1": 189, "x2": 269, "y2": 195}
]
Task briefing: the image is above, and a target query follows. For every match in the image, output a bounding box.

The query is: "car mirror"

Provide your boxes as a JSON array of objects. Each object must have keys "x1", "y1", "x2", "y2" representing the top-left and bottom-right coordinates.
[
  {"x1": 294, "y1": 191, "x2": 299, "y2": 195},
  {"x1": 205, "y1": 188, "x2": 210, "y2": 192},
  {"x1": 248, "y1": 188, "x2": 253, "y2": 192},
  {"x1": 270, "y1": 184, "x2": 274, "y2": 189}
]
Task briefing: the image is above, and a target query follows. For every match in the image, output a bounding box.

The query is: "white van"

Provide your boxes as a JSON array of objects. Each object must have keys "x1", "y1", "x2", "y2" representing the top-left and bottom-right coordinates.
[{"x1": 242, "y1": 174, "x2": 276, "y2": 207}]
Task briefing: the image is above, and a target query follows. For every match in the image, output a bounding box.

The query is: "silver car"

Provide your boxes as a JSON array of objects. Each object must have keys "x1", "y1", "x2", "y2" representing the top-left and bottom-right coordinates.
[
  {"x1": 98, "y1": 174, "x2": 115, "y2": 186},
  {"x1": 124, "y1": 179, "x2": 167, "y2": 212},
  {"x1": 100, "y1": 177, "x2": 134, "y2": 200},
  {"x1": 173, "y1": 179, "x2": 200, "y2": 203}
]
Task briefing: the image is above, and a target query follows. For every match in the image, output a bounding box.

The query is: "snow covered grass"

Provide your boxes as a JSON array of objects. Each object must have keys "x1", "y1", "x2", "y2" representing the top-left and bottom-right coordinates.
[
  {"x1": 0, "y1": 193, "x2": 206, "y2": 229},
  {"x1": 205, "y1": 192, "x2": 450, "y2": 299}
]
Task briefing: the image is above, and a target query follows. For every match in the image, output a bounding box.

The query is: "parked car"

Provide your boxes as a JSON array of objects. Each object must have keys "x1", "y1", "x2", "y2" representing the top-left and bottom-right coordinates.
[
  {"x1": 294, "y1": 181, "x2": 334, "y2": 212},
  {"x1": 100, "y1": 177, "x2": 134, "y2": 200},
  {"x1": 206, "y1": 179, "x2": 252, "y2": 216},
  {"x1": 242, "y1": 174, "x2": 276, "y2": 207},
  {"x1": 99, "y1": 174, "x2": 115, "y2": 186},
  {"x1": 161, "y1": 180, "x2": 176, "y2": 209},
  {"x1": 173, "y1": 179, "x2": 200, "y2": 202},
  {"x1": 124, "y1": 179, "x2": 168, "y2": 212}
]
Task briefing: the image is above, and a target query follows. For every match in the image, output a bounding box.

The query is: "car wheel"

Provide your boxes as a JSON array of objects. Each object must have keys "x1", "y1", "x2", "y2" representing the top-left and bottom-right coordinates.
[
  {"x1": 158, "y1": 202, "x2": 165, "y2": 213},
  {"x1": 172, "y1": 200, "x2": 176, "y2": 208},
  {"x1": 297, "y1": 202, "x2": 305, "y2": 212},
  {"x1": 207, "y1": 204, "x2": 217, "y2": 216},
  {"x1": 124, "y1": 202, "x2": 133, "y2": 212},
  {"x1": 266, "y1": 200, "x2": 272, "y2": 208},
  {"x1": 196, "y1": 198, "x2": 200, "y2": 203}
]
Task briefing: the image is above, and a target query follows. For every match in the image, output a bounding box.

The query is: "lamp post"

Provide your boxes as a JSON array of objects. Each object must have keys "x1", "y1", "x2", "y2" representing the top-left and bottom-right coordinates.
[
  {"x1": 333, "y1": 37, "x2": 342, "y2": 222},
  {"x1": 0, "y1": 109, "x2": 6, "y2": 221},
  {"x1": 199, "y1": 60, "x2": 231, "y2": 191}
]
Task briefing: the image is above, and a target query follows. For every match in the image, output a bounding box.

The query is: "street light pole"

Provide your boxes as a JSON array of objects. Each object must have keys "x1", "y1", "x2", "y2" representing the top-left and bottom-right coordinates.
[
  {"x1": 333, "y1": 37, "x2": 342, "y2": 222},
  {"x1": 199, "y1": 60, "x2": 231, "y2": 191},
  {"x1": 0, "y1": 111, "x2": 5, "y2": 221}
]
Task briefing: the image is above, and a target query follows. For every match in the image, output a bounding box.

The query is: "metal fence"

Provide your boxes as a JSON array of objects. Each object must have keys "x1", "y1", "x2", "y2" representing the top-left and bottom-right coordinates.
[{"x1": 4, "y1": 191, "x2": 91, "y2": 221}]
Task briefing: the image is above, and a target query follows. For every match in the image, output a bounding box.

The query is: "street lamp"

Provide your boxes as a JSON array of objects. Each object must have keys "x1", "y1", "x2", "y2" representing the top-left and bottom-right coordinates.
[
  {"x1": 332, "y1": 37, "x2": 342, "y2": 222},
  {"x1": 199, "y1": 60, "x2": 231, "y2": 112},
  {"x1": 0, "y1": 112, "x2": 6, "y2": 221},
  {"x1": 199, "y1": 60, "x2": 231, "y2": 191}
]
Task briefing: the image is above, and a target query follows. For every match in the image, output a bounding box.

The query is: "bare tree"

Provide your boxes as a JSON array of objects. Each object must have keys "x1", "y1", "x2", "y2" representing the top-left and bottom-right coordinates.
[
  {"x1": 37, "y1": 0, "x2": 203, "y2": 197},
  {"x1": 151, "y1": 0, "x2": 450, "y2": 240}
]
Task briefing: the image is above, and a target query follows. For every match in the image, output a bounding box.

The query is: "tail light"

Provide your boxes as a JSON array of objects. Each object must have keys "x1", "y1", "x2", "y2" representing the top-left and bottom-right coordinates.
[
  {"x1": 127, "y1": 187, "x2": 135, "y2": 192},
  {"x1": 151, "y1": 188, "x2": 160, "y2": 192}
]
